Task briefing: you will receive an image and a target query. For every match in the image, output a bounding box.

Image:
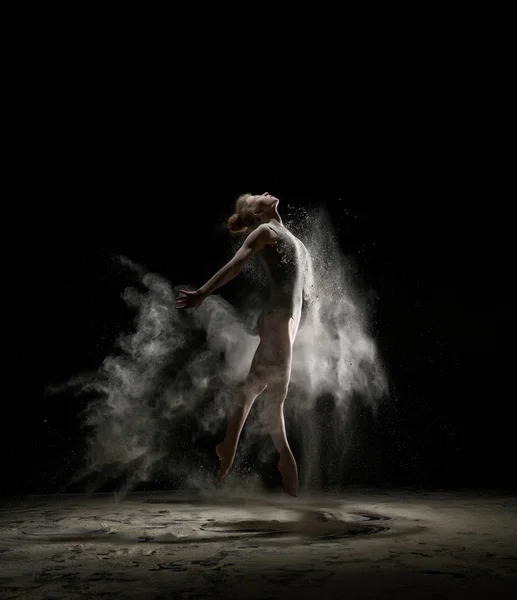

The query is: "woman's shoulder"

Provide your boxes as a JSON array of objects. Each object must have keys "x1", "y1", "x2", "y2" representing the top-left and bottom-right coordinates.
[{"x1": 258, "y1": 223, "x2": 280, "y2": 240}]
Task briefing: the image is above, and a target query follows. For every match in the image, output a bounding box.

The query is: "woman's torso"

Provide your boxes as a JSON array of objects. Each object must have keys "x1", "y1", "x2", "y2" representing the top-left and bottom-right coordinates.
[{"x1": 258, "y1": 223, "x2": 308, "y2": 326}]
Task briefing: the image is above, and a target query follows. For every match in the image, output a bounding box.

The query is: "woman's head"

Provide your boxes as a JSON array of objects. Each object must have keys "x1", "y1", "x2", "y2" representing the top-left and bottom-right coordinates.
[{"x1": 227, "y1": 192, "x2": 280, "y2": 233}]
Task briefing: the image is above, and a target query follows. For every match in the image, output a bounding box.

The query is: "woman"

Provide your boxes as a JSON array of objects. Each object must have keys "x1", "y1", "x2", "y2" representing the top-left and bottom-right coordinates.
[{"x1": 175, "y1": 193, "x2": 308, "y2": 496}]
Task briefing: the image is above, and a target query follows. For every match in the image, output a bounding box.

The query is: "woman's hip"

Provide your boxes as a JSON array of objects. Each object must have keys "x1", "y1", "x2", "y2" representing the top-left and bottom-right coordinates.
[{"x1": 258, "y1": 309, "x2": 298, "y2": 342}]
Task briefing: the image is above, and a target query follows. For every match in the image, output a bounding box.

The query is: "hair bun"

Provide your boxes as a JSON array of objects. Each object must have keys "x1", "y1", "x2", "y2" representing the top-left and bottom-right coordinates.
[{"x1": 227, "y1": 213, "x2": 248, "y2": 233}]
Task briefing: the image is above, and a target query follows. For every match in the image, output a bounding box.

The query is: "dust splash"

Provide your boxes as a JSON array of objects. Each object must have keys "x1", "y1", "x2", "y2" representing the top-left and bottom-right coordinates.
[{"x1": 52, "y1": 205, "x2": 387, "y2": 493}]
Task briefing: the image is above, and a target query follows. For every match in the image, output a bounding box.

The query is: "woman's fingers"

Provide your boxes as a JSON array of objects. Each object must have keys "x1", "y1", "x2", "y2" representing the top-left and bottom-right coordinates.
[
  {"x1": 175, "y1": 290, "x2": 200, "y2": 309},
  {"x1": 176, "y1": 297, "x2": 193, "y2": 308}
]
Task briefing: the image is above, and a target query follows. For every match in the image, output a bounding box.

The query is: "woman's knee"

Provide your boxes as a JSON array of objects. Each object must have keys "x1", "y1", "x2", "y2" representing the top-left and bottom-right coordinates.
[
  {"x1": 265, "y1": 379, "x2": 289, "y2": 402},
  {"x1": 242, "y1": 375, "x2": 267, "y2": 398}
]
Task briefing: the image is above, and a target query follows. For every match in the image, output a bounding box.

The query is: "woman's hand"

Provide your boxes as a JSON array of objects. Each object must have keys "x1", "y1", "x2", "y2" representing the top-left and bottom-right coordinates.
[{"x1": 175, "y1": 289, "x2": 206, "y2": 310}]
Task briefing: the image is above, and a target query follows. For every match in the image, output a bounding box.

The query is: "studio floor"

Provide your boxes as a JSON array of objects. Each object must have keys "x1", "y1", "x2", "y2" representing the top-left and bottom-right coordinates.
[{"x1": 1, "y1": 488, "x2": 516, "y2": 599}]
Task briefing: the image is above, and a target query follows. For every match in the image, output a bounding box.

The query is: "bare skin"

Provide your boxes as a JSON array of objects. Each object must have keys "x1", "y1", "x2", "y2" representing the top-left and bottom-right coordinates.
[{"x1": 176, "y1": 193, "x2": 300, "y2": 496}]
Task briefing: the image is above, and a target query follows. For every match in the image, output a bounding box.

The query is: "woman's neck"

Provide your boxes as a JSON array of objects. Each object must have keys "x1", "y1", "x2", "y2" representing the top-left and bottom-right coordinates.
[{"x1": 262, "y1": 211, "x2": 283, "y2": 227}]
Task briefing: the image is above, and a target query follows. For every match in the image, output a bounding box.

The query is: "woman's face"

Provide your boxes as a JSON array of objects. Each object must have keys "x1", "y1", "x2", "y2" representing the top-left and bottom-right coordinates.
[{"x1": 248, "y1": 192, "x2": 279, "y2": 214}]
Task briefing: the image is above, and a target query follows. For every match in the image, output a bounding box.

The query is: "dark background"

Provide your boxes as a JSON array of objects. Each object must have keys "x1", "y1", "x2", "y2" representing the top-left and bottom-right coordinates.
[
  {"x1": 5, "y1": 181, "x2": 512, "y2": 495},
  {"x1": 3, "y1": 44, "x2": 513, "y2": 495}
]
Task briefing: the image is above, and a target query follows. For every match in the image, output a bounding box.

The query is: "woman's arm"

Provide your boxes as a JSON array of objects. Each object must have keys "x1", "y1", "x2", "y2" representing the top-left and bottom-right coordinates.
[
  {"x1": 175, "y1": 224, "x2": 273, "y2": 310},
  {"x1": 200, "y1": 225, "x2": 271, "y2": 296}
]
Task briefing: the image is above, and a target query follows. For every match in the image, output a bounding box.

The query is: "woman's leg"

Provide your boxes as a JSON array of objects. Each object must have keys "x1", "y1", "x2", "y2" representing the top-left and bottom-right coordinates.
[
  {"x1": 216, "y1": 313, "x2": 298, "y2": 494},
  {"x1": 259, "y1": 316, "x2": 298, "y2": 496},
  {"x1": 216, "y1": 342, "x2": 268, "y2": 482}
]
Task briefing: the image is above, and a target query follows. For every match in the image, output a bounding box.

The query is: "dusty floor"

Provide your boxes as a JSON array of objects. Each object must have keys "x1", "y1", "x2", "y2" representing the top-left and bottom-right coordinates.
[{"x1": 0, "y1": 488, "x2": 516, "y2": 599}]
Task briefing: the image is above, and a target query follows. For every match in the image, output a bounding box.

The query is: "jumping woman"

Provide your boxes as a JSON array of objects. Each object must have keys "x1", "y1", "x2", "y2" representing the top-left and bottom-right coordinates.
[{"x1": 175, "y1": 193, "x2": 308, "y2": 496}]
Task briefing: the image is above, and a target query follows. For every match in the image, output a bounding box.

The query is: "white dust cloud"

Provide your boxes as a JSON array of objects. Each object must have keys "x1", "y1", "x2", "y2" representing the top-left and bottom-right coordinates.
[{"x1": 55, "y1": 206, "x2": 387, "y2": 493}]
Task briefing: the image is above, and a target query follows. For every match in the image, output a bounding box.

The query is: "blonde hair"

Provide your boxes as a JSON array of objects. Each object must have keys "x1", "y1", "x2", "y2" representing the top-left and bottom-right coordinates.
[{"x1": 227, "y1": 193, "x2": 259, "y2": 233}]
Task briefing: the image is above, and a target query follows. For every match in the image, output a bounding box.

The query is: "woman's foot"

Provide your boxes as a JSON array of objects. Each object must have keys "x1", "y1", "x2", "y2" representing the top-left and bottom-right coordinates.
[
  {"x1": 215, "y1": 442, "x2": 236, "y2": 483},
  {"x1": 278, "y1": 455, "x2": 299, "y2": 497}
]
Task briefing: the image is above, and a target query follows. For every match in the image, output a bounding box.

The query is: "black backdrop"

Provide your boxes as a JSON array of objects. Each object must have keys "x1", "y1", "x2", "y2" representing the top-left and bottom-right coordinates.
[
  {"x1": 3, "y1": 56, "x2": 512, "y2": 493},
  {"x1": 5, "y1": 172, "x2": 512, "y2": 495}
]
